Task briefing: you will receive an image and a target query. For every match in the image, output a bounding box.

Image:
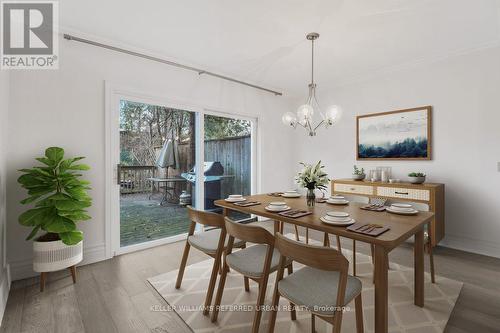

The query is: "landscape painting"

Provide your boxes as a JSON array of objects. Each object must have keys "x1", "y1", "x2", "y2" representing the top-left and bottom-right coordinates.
[{"x1": 357, "y1": 106, "x2": 431, "y2": 160}]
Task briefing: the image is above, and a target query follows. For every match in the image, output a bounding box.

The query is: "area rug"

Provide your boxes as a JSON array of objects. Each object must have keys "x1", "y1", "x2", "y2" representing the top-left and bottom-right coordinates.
[{"x1": 148, "y1": 235, "x2": 462, "y2": 333}]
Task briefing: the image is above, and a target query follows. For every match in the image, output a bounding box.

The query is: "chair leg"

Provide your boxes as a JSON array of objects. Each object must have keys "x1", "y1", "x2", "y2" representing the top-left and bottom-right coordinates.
[
  {"x1": 332, "y1": 311, "x2": 343, "y2": 333},
  {"x1": 244, "y1": 276, "x2": 250, "y2": 292},
  {"x1": 294, "y1": 225, "x2": 300, "y2": 241},
  {"x1": 336, "y1": 236, "x2": 342, "y2": 252},
  {"x1": 267, "y1": 285, "x2": 281, "y2": 333},
  {"x1": 175, "y1": 241, "x2": 191, "y2": 289},
  {"x1": 203, "y1": 254, "x2": 222, "y2": 316},
  {"x1": 287, "y1": 264, "x2": 296, "y2": 320},
  {"x1": 370, "y1": 244, "x2": 375, "y2": 284},
  {"x1": 311, "y1": 314, "x2": 316, "y2": 333},
  {"x1": 211, "y1": 260, "x2": 229, "y2": 322},
  {"x1": 306, "y1": 227, "x2": 309, "y2": 244},
  {"x1": 353, "y1": 240, "x2": 357, "y2": 276},
  {"x1": 252, "y1": 280, "x2": 268, "y2": 333},
  {"x1": 354, "y1": 294, "x2": 364, "y2": 333}
]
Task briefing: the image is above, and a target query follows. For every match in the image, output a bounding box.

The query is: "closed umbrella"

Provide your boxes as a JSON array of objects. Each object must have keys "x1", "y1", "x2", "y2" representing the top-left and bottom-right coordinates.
[{"x1": 156, "y1": 139, "x2": 180, "y2": 176}]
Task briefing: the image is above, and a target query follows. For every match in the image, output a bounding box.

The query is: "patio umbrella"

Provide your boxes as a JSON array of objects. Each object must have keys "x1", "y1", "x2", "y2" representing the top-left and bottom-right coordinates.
[{"x1": 156, "y1": 139, "x2": 180, "y2": 176}]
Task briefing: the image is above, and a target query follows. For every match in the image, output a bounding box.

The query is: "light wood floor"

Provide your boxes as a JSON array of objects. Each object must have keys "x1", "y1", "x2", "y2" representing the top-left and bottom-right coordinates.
[{"x1": 1, "y1": 223, "x2": 500, "y2": 333}]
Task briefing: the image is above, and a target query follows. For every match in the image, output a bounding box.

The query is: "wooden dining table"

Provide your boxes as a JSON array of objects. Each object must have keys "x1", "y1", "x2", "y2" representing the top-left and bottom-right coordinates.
[{"x1": 215, "y1": 194, "x2": 435, "y2": 333}]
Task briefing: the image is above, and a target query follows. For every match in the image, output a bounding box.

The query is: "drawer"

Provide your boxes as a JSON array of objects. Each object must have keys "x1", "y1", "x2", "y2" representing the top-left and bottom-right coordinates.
[
  {"x1": 377, "y1": 186, "x2": 430, "y2": 201},
  {"x1": 334, "y1": 183, "x2": 374, "y2": 195}
]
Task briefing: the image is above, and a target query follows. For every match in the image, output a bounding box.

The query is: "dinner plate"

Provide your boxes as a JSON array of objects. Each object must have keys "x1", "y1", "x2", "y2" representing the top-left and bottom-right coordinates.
[
  {"x1": 265, "y1": 205, "x2": 291, "y2": 212},
  {"x1": 320, "y1": 217, "x2": 356, "y2": 226},
  {"x1": 389, "y1": 206, "x2": 414, "y2": 212},
  {"x1": 392, "y1": 203, "x2": 413, "y2": 209},
  {"x1": 326, "y1": 211, "x2": 350, "y2": 218},
  {"x1": 281, "y1": 193, "x2": 301, "y2": 198},
  {"x1": 326, "y1": 199, "x2": 349, "y2": 205},
  {"x1": 386, "y1": 207, "x2": 418, "y2": 215},
  {"x1": 225, "y1": 198, "x2": 247, "y2": 202}
]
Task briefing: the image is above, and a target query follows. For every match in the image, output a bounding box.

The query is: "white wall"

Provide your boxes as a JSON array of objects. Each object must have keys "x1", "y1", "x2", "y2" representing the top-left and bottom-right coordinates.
[
  {"x1": 290, "y1": 45, "x2": 500, "y2": 258},
  {"x1": 0, "y1": 71, "x2": 10, "y2": 322},
  {"x1": 7, "y1": 34, "x2": 295, "y2": 280}
]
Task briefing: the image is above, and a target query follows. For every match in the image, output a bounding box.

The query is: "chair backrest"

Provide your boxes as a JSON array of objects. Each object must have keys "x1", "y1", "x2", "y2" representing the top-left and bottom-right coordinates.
[
  {"x1": 187, "y1": 206, "x2": 224, "y2": 228},
  {"x1": 224, "y1": 217, "x2": 275, "y2": 246},
  {"x1": 274, "y1": 233, "x2": 348, "y2": 273}
]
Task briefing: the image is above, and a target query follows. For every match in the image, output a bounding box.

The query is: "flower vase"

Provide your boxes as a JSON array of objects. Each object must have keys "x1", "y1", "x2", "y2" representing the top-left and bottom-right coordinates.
[{"x1": 306, "y1": 188, "x2": 316, "y2": 207}]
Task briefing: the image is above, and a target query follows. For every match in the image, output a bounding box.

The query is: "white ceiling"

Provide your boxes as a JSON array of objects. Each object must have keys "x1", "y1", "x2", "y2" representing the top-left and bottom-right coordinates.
[{"x1": 61, "y1": 0, "x2": 500, "y2": 96}]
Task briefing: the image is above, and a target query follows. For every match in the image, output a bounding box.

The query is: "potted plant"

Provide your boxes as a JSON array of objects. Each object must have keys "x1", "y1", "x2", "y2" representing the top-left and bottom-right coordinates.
[
  {"x1": 17, "y1": 147, "x2": 91, "y2": 290},
  {"x1": 408, "y1": 172, "x2": 426, "y2": 184},
  {"x1": 295, "y1": 161, "x2": 329, "y2": 207},
  {"x1": 352, "y1": 165, "x2": 366, "y2": 181}
]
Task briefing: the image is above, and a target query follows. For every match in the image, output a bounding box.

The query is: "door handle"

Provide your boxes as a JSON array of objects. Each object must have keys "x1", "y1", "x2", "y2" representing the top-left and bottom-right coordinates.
[{"x1": 117, "y1": 164, "x2": 121, "y2": 185}]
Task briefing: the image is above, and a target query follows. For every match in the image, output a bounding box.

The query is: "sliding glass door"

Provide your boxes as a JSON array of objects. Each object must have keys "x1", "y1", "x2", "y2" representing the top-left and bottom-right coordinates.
[{"x1": 118, "y1": 100, "x2": 197, "y2": 248}]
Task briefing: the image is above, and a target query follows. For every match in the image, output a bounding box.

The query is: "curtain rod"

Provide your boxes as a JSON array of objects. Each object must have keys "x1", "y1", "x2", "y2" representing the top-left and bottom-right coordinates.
[{"x1": 63, "y1": 34, "x2": 283, "y2": 96}]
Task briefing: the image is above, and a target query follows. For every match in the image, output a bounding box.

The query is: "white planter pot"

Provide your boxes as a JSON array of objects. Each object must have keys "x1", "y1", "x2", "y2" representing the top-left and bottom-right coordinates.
[{"x1": 33, "y1": 239, "x2": 83, "y2": 272}]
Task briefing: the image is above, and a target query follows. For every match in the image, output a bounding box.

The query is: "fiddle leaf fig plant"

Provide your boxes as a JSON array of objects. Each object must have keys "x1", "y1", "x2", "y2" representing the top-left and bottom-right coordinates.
[{"x1": 17, "y1": 147, "x2": 91, "y2": 245}]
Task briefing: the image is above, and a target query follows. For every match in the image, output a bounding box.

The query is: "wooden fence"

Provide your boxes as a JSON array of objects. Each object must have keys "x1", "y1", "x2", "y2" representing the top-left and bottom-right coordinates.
[{"x1": 120, "y1": 135, "x2": 251, "y2": 197}]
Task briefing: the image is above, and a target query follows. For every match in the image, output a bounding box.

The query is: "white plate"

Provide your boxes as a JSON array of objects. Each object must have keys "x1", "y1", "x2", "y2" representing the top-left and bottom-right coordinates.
[
  {"x1": 225, "y1": 198, "x2": 247, "y2": 202},
  {"x1": 389, "y1": 206, "x2": 414, "y2": 212},
  {"x1": 330, "y1": 195, "x2": 345, "y2": 200},
  {"x1": 326, "y1": 199, "x2": 349, "y2": 205},
  {"x1": 386, "y1": 207, "x2": 418, "y2": 215},
  {"x1": 320, "y1": 217, "x2": 356, "y2": 226},
  {"x1": 265, "y1": 205, "x2": 291, "y2": 212},
  {"x1": 326, "y1": 211, "x2": 350, "y2": 218},
  {"x1": 322, "y1": 216, "x2": 352, "y2": 223},
  {"x1": 281, "y1": 193, "x2": 301, "y2": 198},
  {"x1": 392, "y1": 203, "x2": 413, "y2": 209}
]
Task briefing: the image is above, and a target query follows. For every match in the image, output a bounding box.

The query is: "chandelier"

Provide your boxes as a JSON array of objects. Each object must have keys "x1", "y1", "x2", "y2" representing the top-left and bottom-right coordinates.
[{"x1": 282, "y1": 32, "x2": 341, "y2": 136}]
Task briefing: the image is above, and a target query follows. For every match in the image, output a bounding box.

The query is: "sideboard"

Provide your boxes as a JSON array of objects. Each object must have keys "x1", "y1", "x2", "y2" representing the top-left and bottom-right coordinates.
[{"x1": 331, "y1": 179, "x2": 445, "y2": 246}]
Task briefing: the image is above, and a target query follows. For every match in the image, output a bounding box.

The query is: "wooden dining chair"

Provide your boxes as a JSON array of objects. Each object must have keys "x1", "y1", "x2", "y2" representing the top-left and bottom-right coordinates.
[
  {"x1": 211, "y1": 217, "x2": 295, "y2": 332},
  {"x1": 268, "y1": 233, "x2": 364, "y2": 333},
  {"x1": 175, "y1": 206, "x2": 247, "y2": 316}
]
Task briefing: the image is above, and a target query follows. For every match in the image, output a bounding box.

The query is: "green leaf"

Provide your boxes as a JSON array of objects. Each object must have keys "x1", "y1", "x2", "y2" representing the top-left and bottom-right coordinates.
[
  {"x1": 20, "y1": 195, "x2": 42, "y2": 205},
  {"x1": 35, "y1": 157, "x2": 54, "y2": 166},
  {"x1": 46, "y1": 193, "x2": 71, "y2": 201},
  {"x1": 63, "y1": 212, "x2": 91, "y2": 221},
  {"x1": 55, "y1": 200, "x2": 91, "y2": 211},
  {"x1": 68, "y1": 164, "x2": 90, "y2": 171},
  {"x1": 26, "y1": 225, "x2": 41, "y2": 241},
  {"x1": 19, "y1": 207, "x2": 50, "y2": 226},
  {"x1": 44, "y1": 215, "x2": 76, "y2": 233},
  {"x1": 59, "y1": 231, "x2": 83, "y2": 245},
  {"x1": 27, "y1": 187, "x2": 54, "y2": 197},
  {"x1": 17, "y1": 174, "x2": 45, "y2": 187},
  {"x1": 45, "y1": 147, "x2": 65, "y2": 163}
]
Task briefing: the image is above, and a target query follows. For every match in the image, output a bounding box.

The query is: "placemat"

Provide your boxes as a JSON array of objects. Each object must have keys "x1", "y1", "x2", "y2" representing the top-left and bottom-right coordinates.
[
  {"x1": 278, "y1": 209, "x2": 312, "y2": 218},
  {"x1": 347, "y1": 223, "x2": 390, "y2": 236},
  {"x1": 233, "y1": 201, "x2": 261, "y2": 207}
]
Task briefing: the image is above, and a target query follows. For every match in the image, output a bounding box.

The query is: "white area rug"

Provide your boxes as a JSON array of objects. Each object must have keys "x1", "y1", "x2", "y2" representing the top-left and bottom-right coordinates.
[{"x1": 148, "y1": 235, "x2": 462, "y2": 333}]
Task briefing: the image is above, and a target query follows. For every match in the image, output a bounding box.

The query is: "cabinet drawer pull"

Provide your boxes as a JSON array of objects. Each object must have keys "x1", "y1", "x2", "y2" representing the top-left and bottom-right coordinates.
[
  {"x1": 395, "y1": 191, "x2": 409, "y2": 195},
  {"x1": 350, "y1": 187, "x2": 356, "y2": 191}
]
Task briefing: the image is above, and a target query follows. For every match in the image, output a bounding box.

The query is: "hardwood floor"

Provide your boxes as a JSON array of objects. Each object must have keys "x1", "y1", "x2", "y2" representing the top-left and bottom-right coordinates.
[{"x1": 1, "y1": 223, "x2": 499, "y2": 333}]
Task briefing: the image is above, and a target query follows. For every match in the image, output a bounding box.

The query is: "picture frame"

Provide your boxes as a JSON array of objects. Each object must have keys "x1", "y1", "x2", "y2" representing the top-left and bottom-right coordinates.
[{"x1": 356, "y1": 106, "x2": 432, "y2": 160}]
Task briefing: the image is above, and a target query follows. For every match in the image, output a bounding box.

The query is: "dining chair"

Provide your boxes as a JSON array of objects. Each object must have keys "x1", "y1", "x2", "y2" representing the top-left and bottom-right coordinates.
[
  {"x1": 268, "y1": 233, "x2": 364, "y2": 333},
  {"x1": 211, "y1": 217, "x2": 295, "y2": 332},
  {"x1": 175, "y1": 206, "x2": 248, "y2": 316}
]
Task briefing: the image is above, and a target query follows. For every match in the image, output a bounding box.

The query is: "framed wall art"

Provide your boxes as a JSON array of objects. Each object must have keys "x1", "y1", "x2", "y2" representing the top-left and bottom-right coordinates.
[{"x1": 356, "y1": 106, "x2": 432, "y2": 160}]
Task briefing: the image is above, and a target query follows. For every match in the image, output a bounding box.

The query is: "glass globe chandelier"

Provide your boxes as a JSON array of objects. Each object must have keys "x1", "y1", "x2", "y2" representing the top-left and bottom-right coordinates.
[{"x1": 282, "y1": 32, "x2": 341, "y2": 136}]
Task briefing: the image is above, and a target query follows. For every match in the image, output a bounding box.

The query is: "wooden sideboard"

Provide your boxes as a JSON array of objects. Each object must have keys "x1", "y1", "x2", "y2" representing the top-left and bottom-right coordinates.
[{"x1": 332, "y1": 179, "x2": 445, "y2": 246}]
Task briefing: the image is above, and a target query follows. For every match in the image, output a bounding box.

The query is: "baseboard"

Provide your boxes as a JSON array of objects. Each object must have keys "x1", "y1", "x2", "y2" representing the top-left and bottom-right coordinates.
[
  {"x1": 440, "y1": 234, "x2": 500, "y2": 259},
  {"x1": 0, "y1": 265, "x2": 11, "y2": 326},
  {"x1": 9, "y1": 243, "x2": 107, "y2": 281}
]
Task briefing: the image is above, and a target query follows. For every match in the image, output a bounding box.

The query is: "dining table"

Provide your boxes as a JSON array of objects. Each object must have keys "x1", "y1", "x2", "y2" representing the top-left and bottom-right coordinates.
[{"x1": 215, "y1": 194, "x2": 435, "y2": 333}]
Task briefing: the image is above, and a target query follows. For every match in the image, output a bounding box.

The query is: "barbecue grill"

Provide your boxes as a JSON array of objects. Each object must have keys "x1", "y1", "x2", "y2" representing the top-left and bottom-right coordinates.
[{"x1": 181, "y1": 162, "x2": 224, "y2": 210}]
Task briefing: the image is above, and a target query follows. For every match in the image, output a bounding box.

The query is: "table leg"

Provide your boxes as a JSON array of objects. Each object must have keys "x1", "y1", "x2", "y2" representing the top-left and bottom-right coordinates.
[
  {"x1": 149, "y1": 181, "x2": 155, "y2": 200},
  {"x1": 374, "y1": 245, "x2": 388, "y2": 333},
  {"x1": 414, "y1": 227, "x2": 425, "y2": 307}
]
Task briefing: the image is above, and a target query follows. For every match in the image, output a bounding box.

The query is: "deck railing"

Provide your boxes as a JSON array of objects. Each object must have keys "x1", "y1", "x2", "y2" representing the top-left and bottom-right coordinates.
[{"x1": 119, "y1": 165, "x2": 156, "y2": 194}]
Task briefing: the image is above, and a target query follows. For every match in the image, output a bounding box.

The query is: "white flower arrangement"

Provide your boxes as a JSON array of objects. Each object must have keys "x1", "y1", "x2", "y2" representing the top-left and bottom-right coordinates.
[{"x1": 295, "y1": 161, "x2": 330, "y2": 191}]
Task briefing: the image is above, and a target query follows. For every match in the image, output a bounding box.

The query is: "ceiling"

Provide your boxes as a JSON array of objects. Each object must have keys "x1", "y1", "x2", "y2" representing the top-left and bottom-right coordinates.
[{"x1": 61, "y1": 0, "x2": 500, "y2": 96}]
